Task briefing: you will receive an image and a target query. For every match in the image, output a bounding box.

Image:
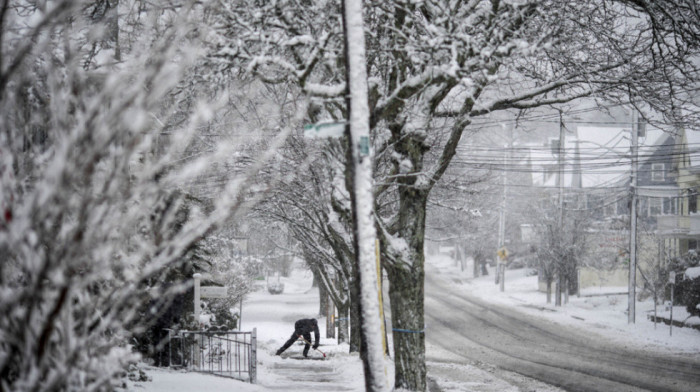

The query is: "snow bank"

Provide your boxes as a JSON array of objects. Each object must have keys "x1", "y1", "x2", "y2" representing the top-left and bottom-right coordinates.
[{"x1": 685, "y1": 266, "x2": 700, "y2": 280}]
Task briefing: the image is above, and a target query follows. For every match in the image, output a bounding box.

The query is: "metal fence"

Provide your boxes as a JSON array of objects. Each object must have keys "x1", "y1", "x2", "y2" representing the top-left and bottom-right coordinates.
[{"x1": 165, "y1": 329, "x2": 257, "y2": 383}]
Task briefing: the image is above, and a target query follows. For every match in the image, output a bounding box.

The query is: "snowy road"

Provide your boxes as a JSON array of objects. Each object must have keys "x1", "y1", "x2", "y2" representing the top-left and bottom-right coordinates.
[{"x1": 424, "y1": 272, "x2": 700, "y2": 392}]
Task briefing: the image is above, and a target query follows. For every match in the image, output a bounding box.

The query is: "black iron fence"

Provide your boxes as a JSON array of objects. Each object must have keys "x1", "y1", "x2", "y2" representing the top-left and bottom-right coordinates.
[{"x1": 164, "y1": 329, "x2": 257, "y2": 383}]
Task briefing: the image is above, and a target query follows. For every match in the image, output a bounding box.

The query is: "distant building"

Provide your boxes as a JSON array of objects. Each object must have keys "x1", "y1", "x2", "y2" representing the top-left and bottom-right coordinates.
[
  {"x1": 525, "y1": 123, "x2": 678, "y2": 291},
  {"x1": 657, "y1": 128, "x2": 700, "y2": 257},
  {"x1": 529, "y1": 125, "x2": 677, "y2": 224}
]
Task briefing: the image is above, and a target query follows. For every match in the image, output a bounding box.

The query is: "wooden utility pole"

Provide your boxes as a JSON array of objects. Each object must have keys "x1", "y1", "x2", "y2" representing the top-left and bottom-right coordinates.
[
  {"x1": 628, "y1": 108, "x2": 639, "y2": 324},
  {"x1": 496, "y1": 140, "x2": 506, "y2": 288},
  {"x1": 342, "y1": 0, "x2": 387, "y2": 390},
  {"x1": 556, "y1": 111, "x2": 565, "y2": 307},
  {"x1": 496, "y1": 124, "x2": 513, "y2": 291}
]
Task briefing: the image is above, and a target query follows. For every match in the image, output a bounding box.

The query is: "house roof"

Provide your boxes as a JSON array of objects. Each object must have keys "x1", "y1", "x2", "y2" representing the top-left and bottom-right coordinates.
[
  {"x1": 530, "y1": 125, "x2": 668, "y2": 189},
  {"x1": 684, "y1": 129, "x2": 700, "y2": 169}
]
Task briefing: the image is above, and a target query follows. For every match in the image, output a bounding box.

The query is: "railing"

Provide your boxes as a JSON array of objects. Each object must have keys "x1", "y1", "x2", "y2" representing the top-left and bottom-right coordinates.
[
  {"x1": 164, "y1": 329, "x2": 257, "y2": 383},
  {"x1": 656, "y1": 214, "x2": 700, "y2": 236},
  {"x1": 657, "y1": 215, "x2": 690, "y2": 235}
]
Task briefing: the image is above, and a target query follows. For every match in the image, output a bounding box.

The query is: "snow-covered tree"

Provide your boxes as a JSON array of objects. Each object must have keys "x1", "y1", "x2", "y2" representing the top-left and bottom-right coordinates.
[
  {"x1": 633, "y1": 226, "x2": 671, "y2": 326},
  {"x1": 534, "y1": 201, "x2": 590, "y2": 304},
  {"x1": 257, "y1": 132, "x2": 363, "y2": 349},
  {"x1": 425, "y1": 148, "x2": 493, "y2": 273},
  {"x1": 0, "y1": 1, "x2": 288, "y2": 389},
  {"x1": 204, "y1": 1, "x2": 699, "y2": 389}
]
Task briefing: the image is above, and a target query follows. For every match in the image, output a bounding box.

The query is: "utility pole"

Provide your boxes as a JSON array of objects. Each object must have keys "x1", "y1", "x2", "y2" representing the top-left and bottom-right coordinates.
[
  {"x1": 342, "y1": 0, "x2": 387, "y2": 390},
  {"x1": 496, "y1": 124, "x2": 512, "y2": 291},
  {"x1": 556, "y1": 111, "x2": 565, "y2": 307},
  {"x1": 496, "y1": 141, "x2": 506, "y2": 287},
  {"x1": 628, "y1": 108, "x2": 639, "y2": 324}
]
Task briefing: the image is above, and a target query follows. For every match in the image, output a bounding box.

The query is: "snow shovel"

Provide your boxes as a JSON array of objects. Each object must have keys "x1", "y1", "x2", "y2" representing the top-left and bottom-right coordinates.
[{"x1": 297, "y1": 335, "x2": 327, "y2": 359}]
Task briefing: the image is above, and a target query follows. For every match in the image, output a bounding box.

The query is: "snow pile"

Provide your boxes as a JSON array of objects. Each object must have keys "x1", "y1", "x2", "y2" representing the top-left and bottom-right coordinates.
[{"x1": 685, "y1": 266, "x2": 700, "y2": 280}]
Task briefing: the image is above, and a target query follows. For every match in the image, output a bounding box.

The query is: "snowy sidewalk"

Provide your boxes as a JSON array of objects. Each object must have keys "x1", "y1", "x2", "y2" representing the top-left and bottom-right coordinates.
[
  {"x1": 263, "y1": 354, "x2": 356, "y2": 391},
  {"x1": 239, "y1": 268, "x2": 368, "y2": 391},
  {"x1": 130, "y1": 266, "x2": 368, "y2": 391}
]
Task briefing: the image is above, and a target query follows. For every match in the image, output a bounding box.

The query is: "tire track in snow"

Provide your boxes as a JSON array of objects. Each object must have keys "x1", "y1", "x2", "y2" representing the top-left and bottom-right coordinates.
[{"x1": 425, "y1": 272, "x2": 700, "y2": 392}]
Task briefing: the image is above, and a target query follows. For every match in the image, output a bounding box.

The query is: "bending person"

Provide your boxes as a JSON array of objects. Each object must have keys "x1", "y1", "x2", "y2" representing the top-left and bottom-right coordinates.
[{"x1": 276, "y1": 318, "x2": 320, "y2": 357}]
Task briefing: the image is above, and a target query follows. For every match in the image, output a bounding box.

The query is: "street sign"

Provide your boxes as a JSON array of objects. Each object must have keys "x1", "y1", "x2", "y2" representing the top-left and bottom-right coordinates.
[
  {"x1": 497, "y1": 247, "x2": 509, "y2": 262},
  {"x1": 303, "y1": 121, "x2": 346, "y2": 139},
  {"x1": 359, "y1": 136, "x2": 370, "y2": 156},
  {"x1": 200, "y1": 286, "x2": 228, "y2": 299},
  {"x1": 669, "y1": 271, "x2": 676, "y2": 284}
]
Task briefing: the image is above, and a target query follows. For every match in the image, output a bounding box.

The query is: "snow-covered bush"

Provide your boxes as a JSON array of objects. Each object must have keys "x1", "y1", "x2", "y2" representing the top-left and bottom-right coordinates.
[
  {"x1": 667, "y1": 253, "x2": 700, "y2": 317},
  {"x1": 676, "y1": 275, "x2": 700, "y2": 317},
  {"x1": 0, "y1": 2, "x2": 283, "y2": 389}
]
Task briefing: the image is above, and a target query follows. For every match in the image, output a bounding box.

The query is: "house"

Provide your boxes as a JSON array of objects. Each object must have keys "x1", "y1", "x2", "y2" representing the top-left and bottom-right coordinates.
[
  {"x1": 526, "y1": 123, "x2": 677, "y2": 291},
  {"x1": 529, "y1": 124, "x2": 676, "y2": 222},
  {"x1": 657, "y1": 128, "x2": 700, "y2": 257}
]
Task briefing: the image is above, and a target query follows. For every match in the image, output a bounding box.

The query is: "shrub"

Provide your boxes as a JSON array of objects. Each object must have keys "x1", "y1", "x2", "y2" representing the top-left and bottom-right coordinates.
[{"x1": 675, "y1": 274, "x2": 700, "y2": 317}]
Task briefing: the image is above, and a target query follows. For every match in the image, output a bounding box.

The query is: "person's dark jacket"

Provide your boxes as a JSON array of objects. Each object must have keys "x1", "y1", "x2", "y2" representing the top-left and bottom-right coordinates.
[
  {"x1": 276, "y1": 317, "x2": 321, "y2": 356},
  {"x1": 294, "y1": 318, "x2": 320, "y2": 348}
]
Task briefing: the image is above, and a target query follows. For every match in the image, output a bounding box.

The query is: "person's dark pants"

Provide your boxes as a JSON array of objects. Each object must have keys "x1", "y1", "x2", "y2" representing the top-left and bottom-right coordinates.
[{"x1": 278, "y1": 330, "x2": 312, "y2": 356}]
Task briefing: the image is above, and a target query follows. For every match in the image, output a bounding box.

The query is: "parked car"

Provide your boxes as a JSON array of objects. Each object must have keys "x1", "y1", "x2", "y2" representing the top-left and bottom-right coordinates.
[{"x1": 267, "y1": 281, "x2": 284, "y2": 294}]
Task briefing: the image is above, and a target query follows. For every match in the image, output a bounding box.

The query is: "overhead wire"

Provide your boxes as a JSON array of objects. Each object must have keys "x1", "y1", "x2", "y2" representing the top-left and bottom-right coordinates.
[
  {"x1": 451, "y1": 142, "x2": 700, "y2": 173},
  {"x1": 169, "y1": 102, "x2": 698, "y2": 201}
]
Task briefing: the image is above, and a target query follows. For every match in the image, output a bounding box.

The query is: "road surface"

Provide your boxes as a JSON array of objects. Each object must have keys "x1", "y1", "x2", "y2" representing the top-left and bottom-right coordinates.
[{"x1": 424, "y1": 272, "x2": 700, "y2": 392}]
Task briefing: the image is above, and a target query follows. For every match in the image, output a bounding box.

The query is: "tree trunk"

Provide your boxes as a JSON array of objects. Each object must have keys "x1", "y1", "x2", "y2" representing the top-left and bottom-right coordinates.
[
  {"x1": 555, "y1": 272, "x2": 562, "y2": 306},
  {"x1": 387, "y1": 265, "x2": 426, "y2": 391},
  {"x1": 386, "y1": 190, "x2": 428, "y2": 391},
  {"x1": 317, "y1": 273, "x2": 327, "y2": 314},
  {"x1": 108, "y1": 0, "x2": 120, "y2": 61},
  {"x1": 653, "y1": 293, "x2": 658, "y2": 329},
  {"x1": 337, "y1": 304, "x2": 349, "y2": 343},
  {"x1": 453, "y1": 240, "x2": 459, "y2": 267},
  {"x1": 546, "y1": 280, "x2": 552, "y2": 304},
  {"x1": 326, "y1": 294, "x2": 336, "y2": 339},
  {"x1": 349, "y1": 281, "x2": 362, "y2": 353}
]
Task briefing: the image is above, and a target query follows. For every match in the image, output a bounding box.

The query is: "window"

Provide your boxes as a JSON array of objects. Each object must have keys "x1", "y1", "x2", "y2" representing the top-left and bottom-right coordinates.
[
  {"x1": 690, "y1": 191, "x2": 698, "y2": 214},
  {"x1": 649, "y1": 198, "x2": 662, "y2": 216},
  {"x1": 663, "y1": 197, "x2": 676, "y2": 214},
  {"x1": 639, "y1": 198, "x2": 649, "y2": 217},
  {"x1": 651, "y1": 163, "x2": 665, "y2": 182}
]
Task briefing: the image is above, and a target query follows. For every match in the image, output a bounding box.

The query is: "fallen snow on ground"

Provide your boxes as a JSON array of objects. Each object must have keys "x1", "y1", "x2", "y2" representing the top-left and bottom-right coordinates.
[
  {"x1": 427, "y1": 254, "x2": 700, "y2": 355},
  {"x1": 129, "y1": 265, "x2": 371, "y2": 392},
  {"x1": 128, "y1": 366, "x2": 267, "y2": 392},
  {"x1": 129, "y1": 255, "x2": 699, "y2": 392}
]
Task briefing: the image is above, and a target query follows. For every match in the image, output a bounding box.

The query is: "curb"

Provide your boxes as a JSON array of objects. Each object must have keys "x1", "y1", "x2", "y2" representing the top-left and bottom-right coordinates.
[{"x1": 647, "y1": 315, "x2": 700, "y2": 331}]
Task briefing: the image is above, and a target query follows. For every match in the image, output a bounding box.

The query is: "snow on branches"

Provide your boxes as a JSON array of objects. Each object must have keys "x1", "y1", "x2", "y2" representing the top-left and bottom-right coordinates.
[{"x1": 0, "y1": 1, "x2": 286, "y2": 390}]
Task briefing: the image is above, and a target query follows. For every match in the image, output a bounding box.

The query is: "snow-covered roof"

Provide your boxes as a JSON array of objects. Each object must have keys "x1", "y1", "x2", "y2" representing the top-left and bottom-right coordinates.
[
  {"x1": 684, "y1": 130, "x2": 700, "y2": 168},
  {"x1": 530, "y1": 125, "x2": 667, "y2": 189}
]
